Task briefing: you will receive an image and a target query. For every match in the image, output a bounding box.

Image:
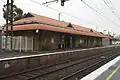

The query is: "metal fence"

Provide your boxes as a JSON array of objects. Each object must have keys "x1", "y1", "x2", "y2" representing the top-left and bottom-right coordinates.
[{"x1": 2, "y1": 36, "x2": 33, "y2": 52}]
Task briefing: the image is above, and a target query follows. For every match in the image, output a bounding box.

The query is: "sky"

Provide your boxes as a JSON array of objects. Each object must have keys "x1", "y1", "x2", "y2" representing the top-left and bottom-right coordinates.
[{"x1": 0, "y1": 0, "x2": 120, "y2": 35}]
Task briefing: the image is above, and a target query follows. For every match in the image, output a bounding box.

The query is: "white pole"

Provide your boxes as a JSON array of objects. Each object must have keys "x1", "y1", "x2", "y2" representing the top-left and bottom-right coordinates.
[
  {"x1": 96, "y1": 26, "x2": 97, "y2": 32},
  {"x1": 20, "y1": 36, "x2": 21, "y2": 52},
  {"x1": 15, "y1": 37, "x2": 16, "y2": 50},
  {"x1": 25, "y1": 36, "x2": 27, "y2": 52},
  {"x1": 16, "y1": 36, "x2": 19, "y2": 50},
  {"x1": 32, "y1": 37, "x2": 33, "y2": 51}
]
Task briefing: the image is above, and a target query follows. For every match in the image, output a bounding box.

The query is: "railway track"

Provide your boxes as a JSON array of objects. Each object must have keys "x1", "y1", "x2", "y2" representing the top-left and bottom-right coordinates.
[
  {"x1": 0, "y1": 47, "x2": 119, "y2": 80},
  {"x1": 60, "y1": 52, "x2": 119, "y2": 80}
]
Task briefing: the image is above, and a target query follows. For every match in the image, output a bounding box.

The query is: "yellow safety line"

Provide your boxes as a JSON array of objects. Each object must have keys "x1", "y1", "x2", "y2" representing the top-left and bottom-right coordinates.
[{"x1": 106, "y1": 65, "x2": 120, "y2": 80}]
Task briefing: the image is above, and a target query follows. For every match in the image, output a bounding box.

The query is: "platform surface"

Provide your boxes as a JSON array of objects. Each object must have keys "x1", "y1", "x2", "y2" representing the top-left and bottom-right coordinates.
[
  {"x1": 81, "y1": 56, "x2": 120, "y2": 80},
  {"x1": 95, "y1": 60, "x2": 120, "y2": 80}
]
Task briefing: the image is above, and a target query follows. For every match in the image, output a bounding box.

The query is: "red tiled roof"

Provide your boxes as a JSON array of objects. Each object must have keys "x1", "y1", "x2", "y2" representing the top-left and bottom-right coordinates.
[
  {"x1": 4, "y1": 13, "x2": 111, "y2": 38},
  {"x1": 15, "y1": 13, "x2": 68, "y2": 27},
  {"x1": 6, "y1": 23, "x2": 109, "y2": 38}
]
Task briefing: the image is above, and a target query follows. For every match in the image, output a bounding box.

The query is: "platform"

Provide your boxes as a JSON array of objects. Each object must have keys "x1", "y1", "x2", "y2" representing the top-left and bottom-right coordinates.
[
  {"x1": 81, "y1": 56, "x2": 120, "y2": 80},
  {"x1": 96, "y1": 60, "x2": 120, "y2": 80}
]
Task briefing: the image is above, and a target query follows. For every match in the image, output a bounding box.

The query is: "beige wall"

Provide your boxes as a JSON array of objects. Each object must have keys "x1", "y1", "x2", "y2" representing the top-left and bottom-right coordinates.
[
  {"x1": 40, "y1": 31, "x2": 60, "y2": 50},
  {"x1": 75, "y1": 35, "x2": 84, "y2": 48},
  {"x1": 12, "y1": 30, "x2": 61, "y2": 51},
  {"x1": 12, "y1": 31, "x2": 34, "y2": 51},
  {"x1": 13, "y1": 31, "x2": 34, "y2": 36},
  {"x1": 102, "y1": 38, "x2": 110, "y2": 46},
  {"x1": 6, "y1": 36, "x2": 33, "y2": 52},
  {"x1": 10, "y1": 30, "x2": 103, "y2": 51}
]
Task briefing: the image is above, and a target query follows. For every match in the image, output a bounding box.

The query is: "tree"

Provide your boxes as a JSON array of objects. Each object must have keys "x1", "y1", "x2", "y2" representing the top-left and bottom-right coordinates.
[{"x1": 3, "y1": 3, "x2": 24, "y2": 22}]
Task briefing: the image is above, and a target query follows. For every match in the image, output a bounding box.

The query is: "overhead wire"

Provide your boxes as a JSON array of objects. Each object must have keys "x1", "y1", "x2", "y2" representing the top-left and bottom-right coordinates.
[
  {"x1": 30, "y1": 0, "x2": 120, "y2": 33},
  {"x1": 102, "y1": 0, "x2": 120, "y2": 20},
  {"x1": 86, "y1": 0, "x2": 119, "y2": 34},
  {"x1": 81, "y1": 0, "x2": 120, "y2": 30},
  {"x1": 42, "y1": 0, "x2": 58, "y2": 5},
  {"x1": 88, "y1": 0, "x2": 119, "y2": 23},
  {"x1": 81, "y1": 0, "x2": 109, "y2": 21},
  {"x1": 4, "y1": 0, "x2": 119, "y2": 32},
  {"x1": 1, "y1": 0, "x2": 5, "y2": 3},
  {"x1": 86, "y1": 0, "x2": 104, "y2": 21},
  {"x1": 89, "y1": 0, "x2": 120, "y2": 24},
  {"x1": 102, "y1": 0, "x2": 111, "y2": 9},
  {"x1": 30, "y1": 0, "x2": 95, "y2": 25},
  {"x1": 105, "y1": 0, "x2": 119, "y2": 18},
  {"x1": 107, "y1": 0, "x2": 115, "y2": 10},
  {"x1": 107, "y1": 0, "x2": 120, "y2": 19}
]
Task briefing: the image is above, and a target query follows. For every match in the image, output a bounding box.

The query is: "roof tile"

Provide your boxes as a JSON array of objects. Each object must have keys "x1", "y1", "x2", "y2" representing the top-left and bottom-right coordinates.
[{"x1": 5, "y1": 13, "x2": 111, "y2": 38}]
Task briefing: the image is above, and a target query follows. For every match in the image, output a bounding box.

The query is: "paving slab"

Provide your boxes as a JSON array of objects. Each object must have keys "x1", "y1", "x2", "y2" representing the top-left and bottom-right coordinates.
[
  {"x1": 81, "y1": 56, "x2": 120, "y2": 80},
  {"x1": 95, "y1": 60, "x2": 120, "y2": 80}
]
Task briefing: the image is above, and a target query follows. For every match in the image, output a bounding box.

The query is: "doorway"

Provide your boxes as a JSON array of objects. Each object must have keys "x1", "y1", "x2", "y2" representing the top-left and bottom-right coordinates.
[{"x1": 65, "y1": 35, "x2": 75, "y2": 49}]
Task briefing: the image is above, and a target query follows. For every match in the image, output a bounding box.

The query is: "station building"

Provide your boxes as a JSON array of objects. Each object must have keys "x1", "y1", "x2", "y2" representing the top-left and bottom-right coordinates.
[{"x1": 2, "y1": 13, "x2": 112, "y2": 52}]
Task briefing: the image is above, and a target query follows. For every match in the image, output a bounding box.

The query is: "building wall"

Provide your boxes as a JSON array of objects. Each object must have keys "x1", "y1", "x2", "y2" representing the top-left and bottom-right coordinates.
[
  {"x1": 10, "y1": 30, "x2": 103, "y2": 51},
  {"x1": 75, "y1": 36, "x2": 80, "y2": 48},
  {"x1": 34, "y1": 32, "x2": 40, "y2": 51},
  {"x1": 87, "y1": 37, "x2": 91, "y2": 47},
  {"x1": 75, "y1": 35, "x2": 84, "y2": 48},
  {"x1": 40, "y1": 31, "x2": 60, "y2": 50},
  {"x1": 3, "y1": 36, "x2": 34, "y2": 52},
  {"x1": 13, "y1": 30, "x2": 34, "y2": 36},
  {"x1": 12, "y1": 30, "x2": 61, "y2": 51},
  {"x1": 11, "y1": 31, "x2": 34, "y2": 51},
  {"x1": 74, "y1": 36, "x2": 102, "y2": 48},
  {"x1": 102, "y1": 38, "x2": 110, "y2": 46}
]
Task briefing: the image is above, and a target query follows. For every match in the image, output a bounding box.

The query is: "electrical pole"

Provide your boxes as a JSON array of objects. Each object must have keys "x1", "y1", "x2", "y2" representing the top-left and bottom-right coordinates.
[
  {"x1": 42, "y1": 0, "x2": 58, "y2": 5},
  {"x1": 96, "y1": 25, "x2": 97, "y2": 32},
  {"x1": 10, "y1": 0, "x2": 13, "y2": 50},
  {"x1": 5, "y1": 0, "x2": 9, "y2": 50},
  {"x1": 58, "y1": 12, "x2": 61, "y2": 21}
]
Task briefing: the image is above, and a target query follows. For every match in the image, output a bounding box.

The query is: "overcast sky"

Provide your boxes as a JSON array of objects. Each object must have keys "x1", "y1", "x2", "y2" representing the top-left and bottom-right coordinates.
[{"x1": 0, "y1": 0, "x2": 120, "y2": 35}]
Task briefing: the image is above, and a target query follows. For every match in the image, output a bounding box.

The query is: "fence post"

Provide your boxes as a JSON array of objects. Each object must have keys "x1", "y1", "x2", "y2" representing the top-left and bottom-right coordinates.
[
  {"x1": 25, "y1": 36, "x2": 27, "y2": 52},
  {"x1": 20, "y1": 36, "x2": 21, "y2": 52},
  {"x1": 2, "y1": 36, "x2": 5, "y2": 49},
  {"x1": 16, "y1": 37, "x2": 19, "y2": 50},
  {"x1": 32, "y1": 37, "x2": 34, "y2": 51},
  {"x1": 9, "y1": 36, "x2": 11, "y2": 50}
]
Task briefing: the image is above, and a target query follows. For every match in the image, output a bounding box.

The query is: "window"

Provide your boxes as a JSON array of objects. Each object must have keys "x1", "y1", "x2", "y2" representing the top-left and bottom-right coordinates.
[
  {"x1": 51, "y1": 37, "x2": 54, "y2": 43},
  {"x1": 60, "y1": 35, "x2": 65, "y2": 43},
  {"x1": 67, "y1": 23, "x2": 73, "y2": 28}
]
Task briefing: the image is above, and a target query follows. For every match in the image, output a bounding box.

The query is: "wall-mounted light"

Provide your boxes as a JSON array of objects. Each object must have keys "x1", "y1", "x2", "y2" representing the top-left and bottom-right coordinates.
[{"x1": 36, "y1": 29, "x2": 39, "y2": 33}]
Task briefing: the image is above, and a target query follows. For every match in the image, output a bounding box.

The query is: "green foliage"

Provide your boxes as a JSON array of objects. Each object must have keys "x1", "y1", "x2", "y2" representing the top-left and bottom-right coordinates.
[{"x1": 3, "y1": 3, "x2": 24, "y2": 22}]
